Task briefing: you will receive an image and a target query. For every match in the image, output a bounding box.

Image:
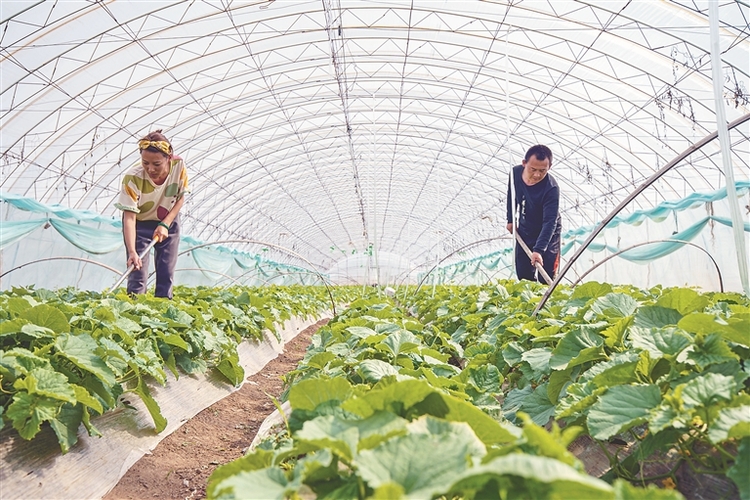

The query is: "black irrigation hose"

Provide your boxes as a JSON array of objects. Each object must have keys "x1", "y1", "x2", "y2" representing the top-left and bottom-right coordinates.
[{"x1": 571, "y1": 239, "x2": 724, "y2": 292}]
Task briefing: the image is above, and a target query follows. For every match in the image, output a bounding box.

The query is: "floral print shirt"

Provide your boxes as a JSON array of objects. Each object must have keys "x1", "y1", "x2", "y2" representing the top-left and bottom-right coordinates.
[{"x1": 115, "y1": 157, "x2": 189, "y2": 221}]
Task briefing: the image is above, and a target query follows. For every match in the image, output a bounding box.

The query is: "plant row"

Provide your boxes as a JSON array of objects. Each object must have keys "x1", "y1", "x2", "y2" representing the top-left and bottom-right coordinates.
[
  {"x1": 406, "y1": 281, "x2": 749, "y2": 497},
  {"x1": 207, "y1": 285, "x2": 707, "y2": 499},
  {"x1": 0, "y1": 285, "x2": 357, "y2": 453}
]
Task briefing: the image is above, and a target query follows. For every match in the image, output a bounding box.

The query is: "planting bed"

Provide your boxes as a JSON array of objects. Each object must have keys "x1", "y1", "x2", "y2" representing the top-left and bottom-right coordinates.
[{"x1": 104, "y1": 319, "x2": 327, "y2": 500}]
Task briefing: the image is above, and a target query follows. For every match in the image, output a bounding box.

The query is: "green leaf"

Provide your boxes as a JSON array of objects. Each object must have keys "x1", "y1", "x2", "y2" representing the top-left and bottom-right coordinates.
[
  {"x1": 358, "y1": 359, "x2": 400, "y2": 383},
  {"x1": 522, "y1": 384, "x2": 557, "y2": 426},
  {"x1": 289, "y1": 377, "x2": 353, "y2": 412},
  {"x1": 449, "y1": 454, "x2": 613, "y2": 499},
  {"x1": 160, "y1": 333, "x2": 189, "y2": 350},
  {"x1": 548, "y1": 367, "x2": 573, "y2": 404},
  {"x1": 570, "y1": 346, "x2": 607, "y2": 369},
  {"x1": 465, "y1": 364, "x2": 502, "y2": 394},
  {"x1": 55, "y1": 333, "x2": 116, "y2": 387},
  {"x1": 130, "y1": 378, "x2": 167, "y2": 433},
  {"x1": 342, "y1": 378, "x2": 433, "y2": 418},
  {"x1": 49, "y1": 403, "x2": 83, "y2": 453},
  {"x1": 633, "y1": 306, "x2": 682, "y2": 328},
  {"x1": 290, "y1": 449, "x2": 337, "y2": 485},
  {"x1": 502, "y1": 342, "x2": 525, "y2": 367},
  {"x1": 207, "y1": 449, "x2": 276, "y2": 498},
  {"x1": 19, "y1": 304, "x2": 70, "y2": 333},
  {"x1": 307, "y1": 351, "x2": 335, "y2": 369},
  {"x1": 587, "y1": 385, "x2": 662, "y2": 440},
  {"x1": 164, "y1": 305, "x2": 194, "y2": 327},
  {"x1": 518, "y1": 413, "x2": 582, "y2": 469},
  {"x1": 0, "y1": 318, "x2": 30, "y2": 336},
  {"x1": 678, "y1": 313, "x2": 750, "y2": 347},
  {"x1": 348, "y1": 379, "x2": 519, "y2": 445},
  {"x1": 503, "y1": 385, "x2": 532, "y2": 420},
  {"x1": 591, "y1": 293, "x2": 638, "y2": 318},
  {"x1": 656, "y1": 288, "x2": 710, "y2": 315},
  {"x1": 380, "y1": 330, "x2": 420, "y2": 357},
  {"x1": 174, "y1": 353, "x2": 206, "y2": 376},
  {"x1": 209, "y1": 466, "x2": 298, "y2": 500},
  {"x1": 296, "y1": 415, "x2": 361, "y2": 461},
  {"x1": 98, "y1": 337, "x2": 133, "y2": 376},
  {"x1": 346, "y1": 326, "x2": 378, "y2": 339},
  {"x1": 72, "y1": 384, "x2": 103, "y2": 414},
  {"x1": 550, "y1": 328, "x2": 604, "y2": 370},
  {"x1": 629, "y1": 327, "x2": 691, "y2": 358},
  {"x1": 353, "y1": 418, "x2": 483, "y2": 498},
  {"x1": 728, "y1": 438, "x2": 750, "y2": 500},
  {"x1": 13, "y1": 367, "x2": 77, "y2": 403},
  {"x1": 133, "y1": 338, "x2": 167, "y2": 384},
  {"x1": 115, "y1": 315, "x2": 144, "y2": 336},
  {"x1": 522, "y1": 348, "x2": 552, "y2": 376},
  {"x1": 353, "y1": 411, "x2": 409, "y2": 450},
  {"x1": 680, "y1": 373, "x2": 735, "y2": 409},
  {"x1": 6, "y1": 392, "x2": 60, "y2": 439},
  {"x1": 5, "y1": 296, "x2": 34, "y2": 316},
  {"x1": 613, "y1": 479, "x2": 685, "y2": 499},
  {"x1": 591, "y1": 361, "x2": 639, "y2": 389},
  {"x1": 21, "y1": 323, "x2": 56, "y2": 339},
  {"x1": 216, "y1": 351, "x2": 244, "y2": 386},
  {"x1": 371, "y1": 482, "x2": 405, "y2": 500},
  {"x1": 601, "y1": 316, "x2": 632, "y2": 348},
  {"x1": 432, "y1": 392, "x2": 521, "y2": 445},
  {"x1": 708, "y1": 406, "x2": 750, "y2": 443},
  {"x1": 687, "y1": 334, "x2": 739, "y2": 369},
  {"x1": 571, "y1": 282, "x2": 613, "y2": 300},
  {"x1": 648, "y1": 404, "x2": 687, "y2": 434}
]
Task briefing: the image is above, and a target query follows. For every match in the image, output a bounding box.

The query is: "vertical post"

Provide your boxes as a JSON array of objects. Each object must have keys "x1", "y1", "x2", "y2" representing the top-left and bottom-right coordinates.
[
  {"x1": 506, "y1": 27, "x2": 517, "y2": 280},
  {"x1": 709, "y1": 0, "x2": 750, "y2": 295},
  {"x1": 372, "y1": 90, "x2": 380, "y2": 287}
]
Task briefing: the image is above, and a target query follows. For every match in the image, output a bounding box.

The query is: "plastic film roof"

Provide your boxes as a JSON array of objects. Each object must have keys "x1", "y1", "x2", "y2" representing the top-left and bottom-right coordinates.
[{"x1": 1, "y1": 0, "x2": 749, "y2": 280}]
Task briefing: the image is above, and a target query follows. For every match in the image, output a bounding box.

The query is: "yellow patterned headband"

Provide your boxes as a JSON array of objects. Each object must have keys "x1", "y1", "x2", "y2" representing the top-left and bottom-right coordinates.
[{"x1": 138, "y1": 140, "x2": 172, "y2": 156}]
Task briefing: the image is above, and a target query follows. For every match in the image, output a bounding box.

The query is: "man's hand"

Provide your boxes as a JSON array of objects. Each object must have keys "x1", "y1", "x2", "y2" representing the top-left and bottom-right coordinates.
[
  {"x1": 506, "y1": 223, "x2": 513, "y2": 233},
  {"x1": 530, "y1": 252, "x2": 544, "y2": 267}
]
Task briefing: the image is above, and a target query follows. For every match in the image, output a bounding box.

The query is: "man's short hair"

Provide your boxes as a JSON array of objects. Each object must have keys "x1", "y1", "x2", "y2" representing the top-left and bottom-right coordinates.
[{"x1": 524, "y1": 144, "x2": 553, "y2": 166}]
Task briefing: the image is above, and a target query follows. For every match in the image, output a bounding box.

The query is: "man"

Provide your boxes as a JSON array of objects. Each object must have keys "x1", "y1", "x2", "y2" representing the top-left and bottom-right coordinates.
[{"x1": 506, "y1": 144, "x2": 562, "y2": 282}]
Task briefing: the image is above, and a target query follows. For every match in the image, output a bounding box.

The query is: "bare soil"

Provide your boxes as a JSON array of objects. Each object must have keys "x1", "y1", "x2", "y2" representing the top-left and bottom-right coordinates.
[{"x1": 103, "y1": 319, "x2": 328, "y2": 500}]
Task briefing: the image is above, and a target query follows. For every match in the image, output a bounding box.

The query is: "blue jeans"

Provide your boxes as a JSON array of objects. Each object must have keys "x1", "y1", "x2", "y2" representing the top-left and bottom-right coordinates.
[{"x1": 127, "y1": 217, "x2": 180, "y2": 298}]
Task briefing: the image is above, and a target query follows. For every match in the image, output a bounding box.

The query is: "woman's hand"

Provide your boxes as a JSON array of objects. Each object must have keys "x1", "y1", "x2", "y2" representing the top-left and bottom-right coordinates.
[
  {"x1": 127, "y1": 252, "x2": 143, "y2": 270},
  {"x1": 153, "y1": 225, "x2": 169, "y2": 242}
]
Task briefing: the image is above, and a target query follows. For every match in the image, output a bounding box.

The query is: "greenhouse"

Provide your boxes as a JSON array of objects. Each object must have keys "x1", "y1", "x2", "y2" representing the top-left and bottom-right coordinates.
[{"x1": 1, "y1": 1, "x2": 748, "y2": 499}]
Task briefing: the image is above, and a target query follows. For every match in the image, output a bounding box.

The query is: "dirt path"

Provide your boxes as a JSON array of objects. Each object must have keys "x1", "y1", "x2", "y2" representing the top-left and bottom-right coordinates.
[{"x1": 104, "y1": 319, "x2": 327, "y2": 500}]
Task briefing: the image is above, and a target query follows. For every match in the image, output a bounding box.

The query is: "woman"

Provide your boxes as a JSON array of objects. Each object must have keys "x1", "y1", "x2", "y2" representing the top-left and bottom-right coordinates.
[{"x1": 115, "y1": 130, "x2": 189, "y2": 298}]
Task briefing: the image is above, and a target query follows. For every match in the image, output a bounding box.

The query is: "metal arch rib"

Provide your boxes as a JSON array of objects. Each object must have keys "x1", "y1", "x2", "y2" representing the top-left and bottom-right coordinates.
[
  {"x1": 323, "y1": 0, "x2": 369, "y2": 243},
  {"x1": 533, "y1": 111, "x2": 750, "y2": 316}
]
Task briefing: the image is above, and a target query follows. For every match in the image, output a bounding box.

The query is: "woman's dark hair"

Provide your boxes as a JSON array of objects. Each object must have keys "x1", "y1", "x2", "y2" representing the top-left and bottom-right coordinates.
[
  {"x1": 139, "y1": 129, "x2": 172, "y2": 156},
  {"x1": 524, "y1": 144, "x2": 553, "y2": 166}
]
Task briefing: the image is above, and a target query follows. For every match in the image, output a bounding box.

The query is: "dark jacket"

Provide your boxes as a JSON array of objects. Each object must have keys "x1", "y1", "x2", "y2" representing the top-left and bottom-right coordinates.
[{"x1": 506, "y1": 164, "x2": 562, "y2": 254}]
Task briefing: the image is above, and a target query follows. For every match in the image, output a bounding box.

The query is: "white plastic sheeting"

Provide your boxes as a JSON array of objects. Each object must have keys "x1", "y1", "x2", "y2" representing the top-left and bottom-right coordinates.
[{"x1": 1, "y1": 0, "x2": 749, "y2": 286}]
